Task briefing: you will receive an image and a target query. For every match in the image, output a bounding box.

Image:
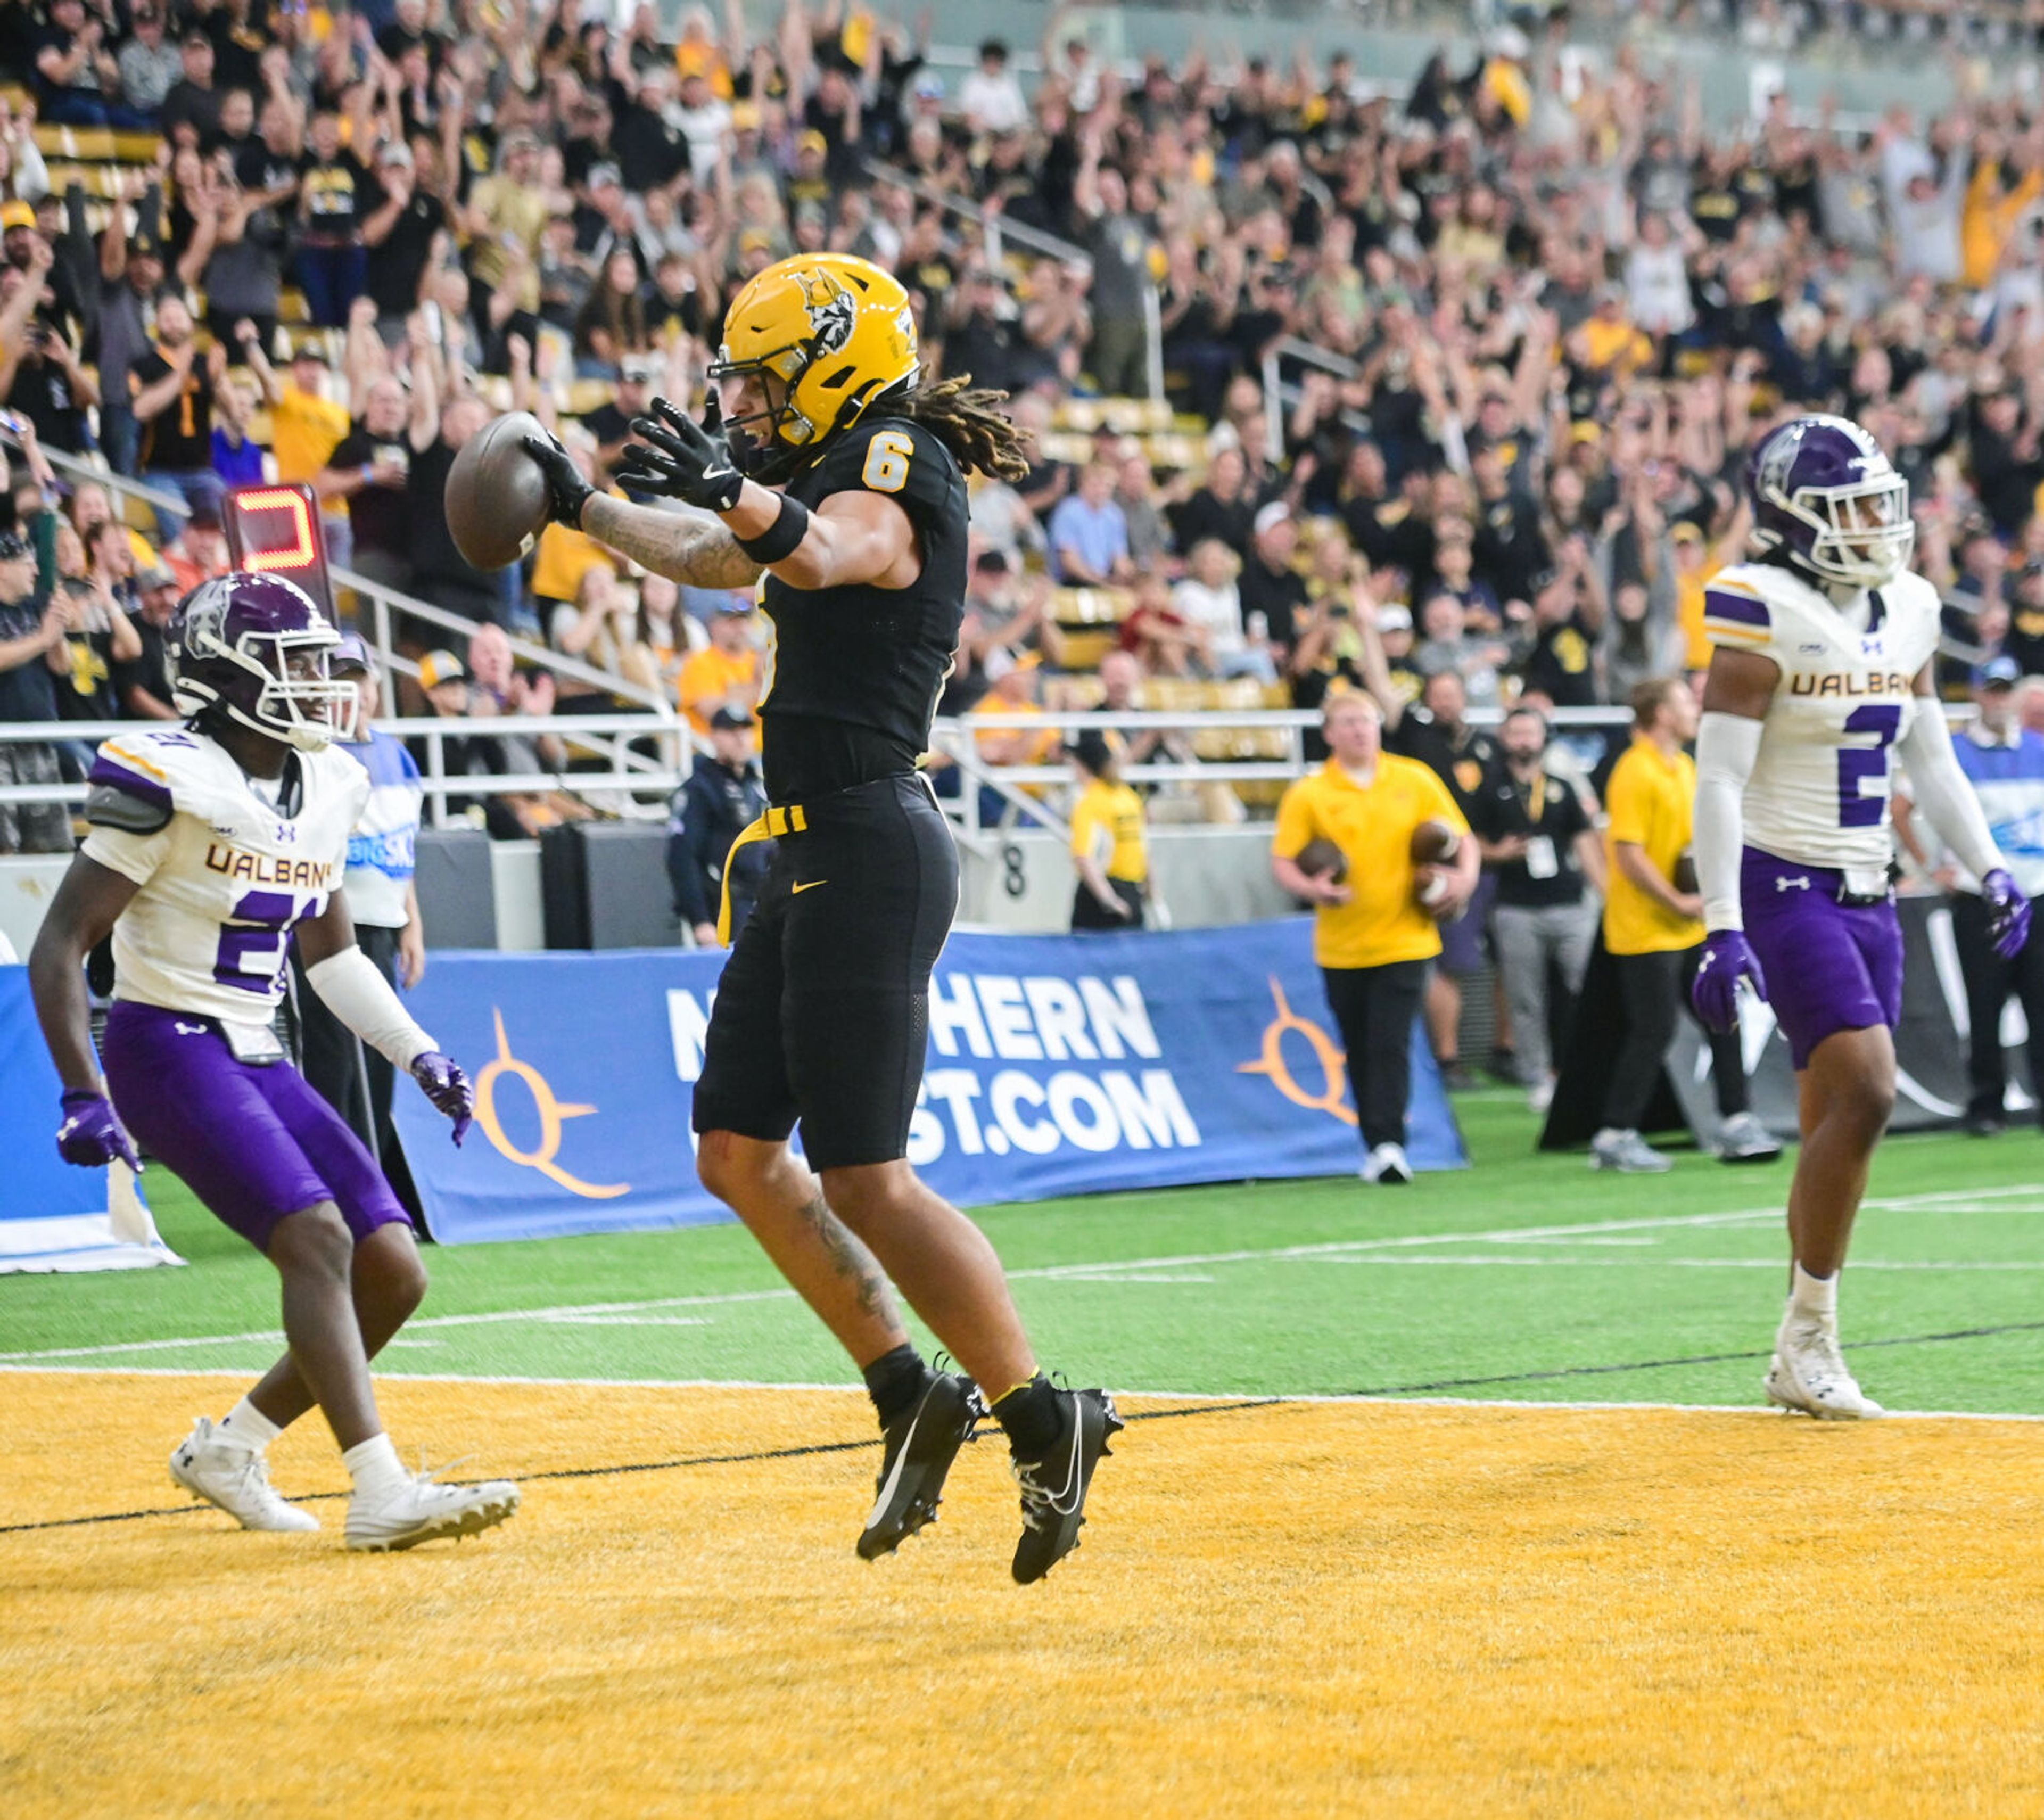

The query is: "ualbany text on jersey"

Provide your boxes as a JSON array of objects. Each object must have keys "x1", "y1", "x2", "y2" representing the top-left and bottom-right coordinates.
[
  {"x1": 1786, "y1": 670, "x2": 1914, "y2": 697},
  {"x1": 202, "y1": 843, "x2": 341, "y2": 890}
]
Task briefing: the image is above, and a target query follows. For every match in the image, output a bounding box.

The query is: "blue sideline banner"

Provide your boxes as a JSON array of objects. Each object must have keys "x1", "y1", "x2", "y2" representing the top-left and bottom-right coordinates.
[
  {"x1": 0, "y1": 967, "x2": 178, "y2": 1272},
  {"x1": 390, "y1": 920, "x2": 1468, "y2": 1247}
]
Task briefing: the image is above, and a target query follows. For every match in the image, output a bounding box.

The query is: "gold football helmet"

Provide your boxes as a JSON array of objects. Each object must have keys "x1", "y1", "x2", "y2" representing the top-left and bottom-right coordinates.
[{"x1": 707, "y1": 254, "x2": 920, "y2": 482}]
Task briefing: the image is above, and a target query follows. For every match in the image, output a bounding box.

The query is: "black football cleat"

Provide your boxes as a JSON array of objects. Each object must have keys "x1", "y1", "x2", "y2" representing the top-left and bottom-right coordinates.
[
  {"x1": 856, "y1": 1369, "x2": 983, "y2": 1561},
  {"x1": 1010, "y1": 1386, "x2": 1123, "y2": 1585}
]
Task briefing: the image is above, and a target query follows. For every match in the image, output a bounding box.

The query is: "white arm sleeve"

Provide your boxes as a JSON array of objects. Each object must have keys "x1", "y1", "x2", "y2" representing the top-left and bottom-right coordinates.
[
  {"x1": 1693, "y1": 711, "x2": 1764, "y2": 932},
  {"x1": 1899, "y1": 700, "x2": 2002, "y2": 883},
  {"x1": 304, "y1": 946, "x2": 437, "y2": 1071}
]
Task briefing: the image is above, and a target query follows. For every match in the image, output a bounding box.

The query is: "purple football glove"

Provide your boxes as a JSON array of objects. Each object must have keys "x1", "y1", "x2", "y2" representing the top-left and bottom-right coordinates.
[
  {"x1": 56, "y1": 1089, "x2": 142, "y2": 1173},
  {"x1": 410, "y1": 1051, "x2": 474, "y2": 1146},
  {"x1": 1691, "y1": 930, "x2": 1769, "y2": 1033},
  {"x1": 1982, "y1": 868, "x2": 2033, "y2": 961}
]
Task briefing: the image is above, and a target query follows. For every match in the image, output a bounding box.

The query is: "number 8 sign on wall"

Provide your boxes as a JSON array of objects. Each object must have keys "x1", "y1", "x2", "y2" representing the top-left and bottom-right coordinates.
[{"x1": 223, "y1": 483, "x2": 336, "y2": 621}]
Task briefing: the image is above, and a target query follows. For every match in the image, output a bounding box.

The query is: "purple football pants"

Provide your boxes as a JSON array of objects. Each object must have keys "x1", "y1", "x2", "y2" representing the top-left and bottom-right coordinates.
[
  {"x1": 102, "y1": 1001, "x2": 410, "y2": 1253},
  {"x1": 1741, "y1": 847, "x2": 1905, "y2": 1070}
]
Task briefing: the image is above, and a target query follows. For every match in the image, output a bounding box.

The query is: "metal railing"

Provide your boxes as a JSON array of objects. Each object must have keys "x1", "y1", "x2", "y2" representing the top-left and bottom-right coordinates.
[
  {"x1": 0, "y1": 714, "x2": 685, "y2": 823},
  {"x1": 0, "y1": 434, "x2": 694, "y2": 803}
]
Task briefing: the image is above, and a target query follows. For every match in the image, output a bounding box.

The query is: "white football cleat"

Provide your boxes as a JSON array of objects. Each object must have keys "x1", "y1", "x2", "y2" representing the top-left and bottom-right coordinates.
[
  {"x1": 169, "y1": 1416, "x2": 320, "y2": 1533},
  {"x1": 345, "y1": 1468, "x2": 521, "y2": 1552},
  {"x1": 1361, "y1": 1142, "x2": 1413, "y2": 1185},
  {"x1": 1766, "y1": 1319, "x2": 1885, "y2": 1420}
]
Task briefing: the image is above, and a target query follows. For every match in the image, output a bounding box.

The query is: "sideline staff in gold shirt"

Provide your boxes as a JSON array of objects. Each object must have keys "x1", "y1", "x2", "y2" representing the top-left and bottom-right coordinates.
[
  {"x1": 1272, "y1": 693, "x2": 1477, "y2": 1184},
  {"x1": 1594, "y1": 677, "x2": 1774, "y2": 1172},
  {"x1": 1068, "y1": 731, "x2": 1148, "y2": 930}
]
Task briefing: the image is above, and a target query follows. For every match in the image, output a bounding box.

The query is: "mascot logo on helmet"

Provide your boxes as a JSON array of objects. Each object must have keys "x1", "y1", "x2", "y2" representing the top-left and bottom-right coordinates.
[{"x1": 798, "y1": 273, "x2": 856, "y2": 355}]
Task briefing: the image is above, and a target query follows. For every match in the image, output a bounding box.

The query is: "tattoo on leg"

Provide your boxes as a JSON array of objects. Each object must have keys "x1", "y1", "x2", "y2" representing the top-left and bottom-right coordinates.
[{"x1": 799, "y1": 1191, "x2": 898, "y2": 1325}]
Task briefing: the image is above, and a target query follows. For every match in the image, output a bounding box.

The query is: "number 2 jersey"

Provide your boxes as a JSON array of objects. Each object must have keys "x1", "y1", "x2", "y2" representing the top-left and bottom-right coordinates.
[
  {"x1": 1702, "y1": 560, "x2": 1942, "y2": 875},
  {"x1": 79, "y1": 726, "x2": 369, "y2": 1026},
  {"x1": 757, "y1": 414, "x2": 968, "y2": 804}
]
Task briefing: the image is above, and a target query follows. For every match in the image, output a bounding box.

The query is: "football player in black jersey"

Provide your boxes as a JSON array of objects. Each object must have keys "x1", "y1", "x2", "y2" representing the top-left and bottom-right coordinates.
[{"x1": 521, "y1": 254, "x2": 1118, "y2": 1583}]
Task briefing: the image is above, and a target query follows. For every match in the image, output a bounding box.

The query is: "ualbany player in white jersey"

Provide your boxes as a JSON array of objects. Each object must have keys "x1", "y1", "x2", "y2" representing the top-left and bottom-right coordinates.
[
  {"x1": 29, "y1": 573, "x2": 519, "y2": 1550},
  {"x1": 1689, "y1": 416, "x2": 2030, "y2": 1417}
]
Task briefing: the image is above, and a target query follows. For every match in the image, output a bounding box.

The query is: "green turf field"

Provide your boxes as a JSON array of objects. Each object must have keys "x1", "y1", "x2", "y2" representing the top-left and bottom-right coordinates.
[{"x1": 9, "y1": 1093, "x2": 2044, "y2": 1415}]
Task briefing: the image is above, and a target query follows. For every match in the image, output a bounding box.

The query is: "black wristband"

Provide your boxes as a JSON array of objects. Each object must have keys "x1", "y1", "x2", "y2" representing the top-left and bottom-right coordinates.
[{"x1": 733, "y1": 493, "x2": 810, "y2": 564}]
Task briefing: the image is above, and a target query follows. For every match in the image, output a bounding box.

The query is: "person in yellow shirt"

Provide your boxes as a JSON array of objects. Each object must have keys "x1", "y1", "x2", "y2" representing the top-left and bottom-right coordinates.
[
  {"x1": 676, "y1": 599, "x2": 762, "y2": 735},
  {"x1": 1595, "y1": 677, "x2": 1773, "y2": 1171},
  {"x1": 1272, "y1": 693, "x2": 1477, "y2": 1184},
  {"x1": 242, "y1": 337, "x2": 352, "y2": 484},
  {"x1": 1068, "y1": 731, "x2": 1148, "y2": 930}
]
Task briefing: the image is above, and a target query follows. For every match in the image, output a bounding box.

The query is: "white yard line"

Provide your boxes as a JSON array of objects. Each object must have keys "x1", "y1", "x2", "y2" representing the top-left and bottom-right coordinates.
[{"x1": 6, "y1": 1183, "x2": 2039, "y2": 1364}]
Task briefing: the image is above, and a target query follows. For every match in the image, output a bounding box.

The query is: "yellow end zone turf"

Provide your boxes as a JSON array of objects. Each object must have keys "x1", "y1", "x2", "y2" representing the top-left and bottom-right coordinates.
[{"x1": 3, "y1": 1373, "x2": 2043, "y2": 1817}]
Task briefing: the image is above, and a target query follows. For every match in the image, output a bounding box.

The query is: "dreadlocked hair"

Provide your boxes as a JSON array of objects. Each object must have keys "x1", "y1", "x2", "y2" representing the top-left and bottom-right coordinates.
[{"x1": 892, "y1": 368, "x2": 1033, "y2": 482}]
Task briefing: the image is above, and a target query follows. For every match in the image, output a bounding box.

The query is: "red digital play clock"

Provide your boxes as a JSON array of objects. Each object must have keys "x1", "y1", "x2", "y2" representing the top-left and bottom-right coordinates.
[{"x1": 222, "y1": 482, "x2": 335, "y2": 619}]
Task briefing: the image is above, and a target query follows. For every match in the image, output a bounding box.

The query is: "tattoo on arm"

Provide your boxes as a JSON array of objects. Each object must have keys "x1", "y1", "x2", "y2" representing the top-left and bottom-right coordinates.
[
  {"x1": 582, "y1": 496, "x2": 766, "y2": 590},
  {"x1": 797, "y1": 1191, "x2": 901, "y2": 1327}
]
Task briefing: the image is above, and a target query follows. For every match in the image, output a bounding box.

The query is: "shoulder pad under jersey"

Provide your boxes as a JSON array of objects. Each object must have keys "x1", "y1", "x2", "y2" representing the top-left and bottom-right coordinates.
[{"x1": 84, "y1": 728, "x2": 230, "y2": 832}]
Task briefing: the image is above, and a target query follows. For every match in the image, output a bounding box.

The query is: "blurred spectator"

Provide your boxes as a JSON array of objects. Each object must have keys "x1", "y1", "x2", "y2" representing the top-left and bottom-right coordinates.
[
  {"x1": 1238, "y1": 502, "x2": 1309, "y2": 659},
  {"x1": 1472, "y1": 706, "x2": 1605, "y2": 1114},
  {"x1": 296, "y1": 637, "x2": 426, "y2": 1198},
  {"x1": 1068, "y1": 730, "x2": 1150, "y2": 930},
  {"x1": 677, "y1": 598, "x2": 762, "y2": 736},
  {"x1": 129, "y1": 294, "x2": 228, "y2": 534},
  {"x1": 1594, "y1": 678, "x2": 1768, "y2": 1171},
  {"x1": 667, "y1": 705, "x2": 770, "y2": 949},
  {"x1": 406, "y1": 396, "x2": 504, "y2": 625},
  {"x1": 319, "y1": 367, "x2": 438, "y2": 598},
  {"x1": 0, "y1": 529, "x2": 68, "y2": 853},
  {"x1": 1048, "y1": 460, "x2": 1133, "y2": 586},
  {"x1": 112, "y1": 561, "x2": 181, "y2": 720},
  {"x1": 1173, "y1": 538, "x2": 1274, "y2": 683}
]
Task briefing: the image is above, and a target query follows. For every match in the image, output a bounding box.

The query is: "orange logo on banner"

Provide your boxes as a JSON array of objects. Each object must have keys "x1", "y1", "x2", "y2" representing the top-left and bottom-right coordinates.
[
  {"x1": 1236, "y1": 977, "x2": 1356, "y2": 1126},
  {"x1": 473, "y1": 1009, "x2": 630, "y2": 1198}
]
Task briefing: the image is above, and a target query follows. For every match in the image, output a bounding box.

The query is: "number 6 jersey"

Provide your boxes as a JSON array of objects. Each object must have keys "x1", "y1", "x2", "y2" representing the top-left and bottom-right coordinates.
[
  {"x1": 79, "y1": 726, "x2": 370, "y2": 1027},
  {"x1": 1702, "y1": 561, "x2": 1942, "y2": 875}
]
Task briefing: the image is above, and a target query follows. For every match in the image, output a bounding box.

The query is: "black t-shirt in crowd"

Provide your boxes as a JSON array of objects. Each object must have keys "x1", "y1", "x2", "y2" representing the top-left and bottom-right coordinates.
[
  {"x1": 327, "y1": 427, "x2": 411, "y2": 557},
  {"x1": 0, "y1": 590, "x2": 56, "y2": 722},
  {"x1": 112, "y1": 614, "x2": 174, "y2": 712},
  {"x1": 51, "y1": 589, "x2": 118, "y2": 720},
  {"x1": 1470, "y1": 763, "x2": 1593, "y2": 908},
  {"x1": 129, "y1": 344, "x2": 212, "y2": 470},
  {"x1": 299, "y1": 149, "x2": 370, "y2": 242},
  {"x1": 1390, "y1": 706, "x2": 1501, "y2": 818},
  {"x1": 364, "y1": 186, "x2": 445, "y2": 320},
  {"x1": 1237, "y1": 555, "x2": 1311, "y2": 652},
  {"x1": 1520, "y1": 611, "x2": 1601, "y2": 709}
]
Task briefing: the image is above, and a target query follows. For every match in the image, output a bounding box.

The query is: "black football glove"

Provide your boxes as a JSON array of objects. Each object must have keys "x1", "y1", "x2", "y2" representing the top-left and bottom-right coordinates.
[
  {"x1": 520, "y1": 428, "x2": 596, "y2": 529},
  {"x1": 614, "y1": 393, "x2": 746, "y2": 513}
]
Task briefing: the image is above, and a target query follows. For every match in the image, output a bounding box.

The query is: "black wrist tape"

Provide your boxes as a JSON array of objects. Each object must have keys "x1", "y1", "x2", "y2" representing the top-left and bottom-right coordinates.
[{"x1": 734, "y1": 493, "x2": 810, "y2": 564}]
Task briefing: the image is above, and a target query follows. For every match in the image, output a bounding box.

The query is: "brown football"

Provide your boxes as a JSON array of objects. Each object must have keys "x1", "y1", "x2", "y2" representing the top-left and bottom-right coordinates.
[
  {"x1": 1410, "y1": 818, "x2": 1461, "y2": 868},
  {"x1": 444, "y1": 409, "x2": 553, "y2": 571},
  {"x1": 1674, "y1": 849, "x2": 1699, "y2": 895},
  {"x1": 1295, "y1": 836, "x2": 1348, "y2": 884},
  {"x1": 1412, "y1": 817, "x2": 1461, "y2": 915}
]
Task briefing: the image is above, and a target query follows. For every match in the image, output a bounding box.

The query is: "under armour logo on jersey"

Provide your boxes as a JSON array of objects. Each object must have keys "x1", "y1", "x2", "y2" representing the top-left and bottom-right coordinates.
[
  {"x1": 275, "y1": 823, "x2": 297, "y2": 844},
  {"x1": 1776, "y1": 875, "x2": 1811, "y2": 893}
]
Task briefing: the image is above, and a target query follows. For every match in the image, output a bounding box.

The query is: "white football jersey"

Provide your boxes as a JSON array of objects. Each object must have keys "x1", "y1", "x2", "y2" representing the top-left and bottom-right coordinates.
[
  {"x1": 80, "y1": 727, "x2": 370, "y2": 1028},
  {"x1": 1702, "y1": 561, "x2": 1941, "y2": 875}
]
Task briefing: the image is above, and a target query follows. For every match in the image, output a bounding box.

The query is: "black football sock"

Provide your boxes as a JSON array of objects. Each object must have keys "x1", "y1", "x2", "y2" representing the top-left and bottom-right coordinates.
[
  {"x1": 992, "y1": 1374, "x2": 1065, "y2": 1459},
  {"x1": 862, "y1": 1343, "x2": 933, "y2": 1430}
]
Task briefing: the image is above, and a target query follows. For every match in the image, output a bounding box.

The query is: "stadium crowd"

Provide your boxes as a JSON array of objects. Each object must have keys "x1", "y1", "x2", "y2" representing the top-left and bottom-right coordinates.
[{"x1": 8, "y1": 0, "x2": 2044, "y2": 1100}]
